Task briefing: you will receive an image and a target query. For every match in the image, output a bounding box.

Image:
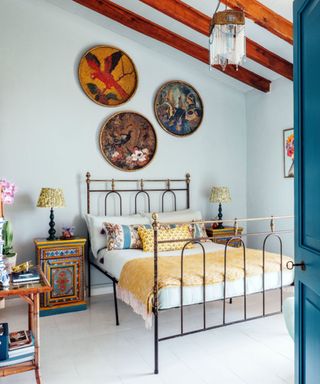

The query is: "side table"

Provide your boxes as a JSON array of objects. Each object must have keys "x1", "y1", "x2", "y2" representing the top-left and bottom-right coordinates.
[{"x1": 0, "y1": 266, "x2": 51, "y2": 383}]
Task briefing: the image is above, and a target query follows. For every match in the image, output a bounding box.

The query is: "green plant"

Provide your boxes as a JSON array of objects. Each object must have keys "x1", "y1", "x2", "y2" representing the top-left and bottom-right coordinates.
[{"x1": 2, "y1": 221, "x2": 15, "y2": 257}]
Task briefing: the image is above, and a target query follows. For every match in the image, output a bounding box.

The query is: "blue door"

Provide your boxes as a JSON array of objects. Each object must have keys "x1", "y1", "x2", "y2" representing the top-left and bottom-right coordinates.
[{"x1": 294, "y1": 0, "x2": 320, "y2": 383}]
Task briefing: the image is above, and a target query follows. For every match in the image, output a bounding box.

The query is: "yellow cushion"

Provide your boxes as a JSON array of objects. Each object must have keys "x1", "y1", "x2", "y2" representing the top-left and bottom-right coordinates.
[{"x1": 138, "y1": 225, "x2": 193, "y2": 252}]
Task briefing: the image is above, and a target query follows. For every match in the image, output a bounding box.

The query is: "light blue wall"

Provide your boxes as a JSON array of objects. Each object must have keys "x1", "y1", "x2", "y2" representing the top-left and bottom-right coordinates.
[
  {"x1": 0, "y1": 0, "x2": 248, "y2": 290},
  {"x1": 246, "y1": 77, "x2": 294, "y2": 257}
]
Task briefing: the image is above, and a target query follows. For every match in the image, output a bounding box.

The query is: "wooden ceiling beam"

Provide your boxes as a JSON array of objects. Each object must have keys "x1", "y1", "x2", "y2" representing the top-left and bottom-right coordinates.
[
  {"x1": 221, "y1": 0, "x2": 293, "y2": 44},
  {"x1": 140, "y1": 0, "x2": 292, "y2": 81},
  {"x1": 73, "y1": 0, "x2": 271, "y2": 92}
]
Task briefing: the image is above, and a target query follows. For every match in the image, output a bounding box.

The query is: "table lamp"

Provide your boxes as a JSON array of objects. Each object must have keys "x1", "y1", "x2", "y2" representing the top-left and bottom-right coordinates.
[
  {"x1": 209, "y1": 186, "x2": 231, "y2": 229},
  {"x1": 37, "y1": 188, "x2": 65, "y2": 240}
]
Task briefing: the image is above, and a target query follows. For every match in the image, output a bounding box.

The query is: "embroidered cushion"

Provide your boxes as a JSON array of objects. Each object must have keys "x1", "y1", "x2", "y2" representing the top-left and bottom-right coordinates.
[
  {"x1": 84, "y1": 214, "x2": 149, "y2": 256},
  {"x1": 138, "y1": 225, "x2": 194, "y2": 252},
  {"x1": 103, "y1": 223, "x2": 151, "y2": 250}
]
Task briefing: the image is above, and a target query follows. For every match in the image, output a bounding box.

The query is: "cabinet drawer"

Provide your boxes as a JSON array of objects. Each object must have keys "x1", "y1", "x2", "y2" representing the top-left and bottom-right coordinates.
[
  {"x1": 35, "y1": 238, "x2": 87, "y2": 315},
  {"x1": 41, "y1": 257, "x2": 84, "y2": 308},
  {"x1": 40, "y1": 245, "x2": 83, "y2": 260}
]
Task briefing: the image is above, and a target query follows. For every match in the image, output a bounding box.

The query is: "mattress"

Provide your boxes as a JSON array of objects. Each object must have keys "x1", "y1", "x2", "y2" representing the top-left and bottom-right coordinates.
[{"x1": 96, "y1": 242, "x2": 294, "y2": 310}]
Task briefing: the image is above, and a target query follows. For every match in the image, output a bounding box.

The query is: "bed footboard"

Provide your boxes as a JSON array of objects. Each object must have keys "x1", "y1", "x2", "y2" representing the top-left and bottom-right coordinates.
[{"x1": 152, "y1": 214, "x2": 293, "y2": 374}]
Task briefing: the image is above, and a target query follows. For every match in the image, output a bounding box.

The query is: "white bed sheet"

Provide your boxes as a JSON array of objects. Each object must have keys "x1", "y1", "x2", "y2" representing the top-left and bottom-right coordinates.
[{"x1": 96, "y1": 242, "x2": 294, "y2": 310}]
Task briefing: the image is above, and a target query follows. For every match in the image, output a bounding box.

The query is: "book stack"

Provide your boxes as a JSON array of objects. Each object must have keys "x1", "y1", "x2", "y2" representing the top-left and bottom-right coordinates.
[
  {"x1": 11, "y1": 267, "x2": 40, "y2": 285},
  {"x1": 0, "y1": 330, "x2": 34, "y2": 367}
]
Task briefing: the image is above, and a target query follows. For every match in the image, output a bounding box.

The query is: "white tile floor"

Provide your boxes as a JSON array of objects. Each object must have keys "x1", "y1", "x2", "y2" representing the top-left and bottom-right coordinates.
[{"x1": 0, "y1": 291, "x2": 294, "y2": 384}]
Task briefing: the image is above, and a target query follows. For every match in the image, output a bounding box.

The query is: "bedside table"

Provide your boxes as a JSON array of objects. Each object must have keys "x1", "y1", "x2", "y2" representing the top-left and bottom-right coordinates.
[
  {"x1": 206, "y1": 226, "x2": 243, "y2": 247},
  {"x1": 34, "y1": 238, "x2": 87, "y2": 316}
]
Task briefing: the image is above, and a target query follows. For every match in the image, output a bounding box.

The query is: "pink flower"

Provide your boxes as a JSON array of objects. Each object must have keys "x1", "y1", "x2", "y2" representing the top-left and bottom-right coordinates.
[{"x1": 0, "y1": 179, "x2": 16, "y2": 205}]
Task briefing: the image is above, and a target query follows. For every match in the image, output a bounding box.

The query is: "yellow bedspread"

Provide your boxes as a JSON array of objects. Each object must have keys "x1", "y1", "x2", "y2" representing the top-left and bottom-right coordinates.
[{"x1": 117, "y1": 248, "x2": 291, "y2": 326}]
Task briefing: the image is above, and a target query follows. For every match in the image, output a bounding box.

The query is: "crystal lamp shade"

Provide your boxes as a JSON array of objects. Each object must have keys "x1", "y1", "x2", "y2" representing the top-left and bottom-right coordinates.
[
  {"x1": 37, "y1": 188, "x2": 65, "y2": 208},
  {"x1": 209, "y1": 187, "x2": 232, "y2": 204},
  {"x1": 209, "y1": 10, "x2": 246, "y2": 70}
]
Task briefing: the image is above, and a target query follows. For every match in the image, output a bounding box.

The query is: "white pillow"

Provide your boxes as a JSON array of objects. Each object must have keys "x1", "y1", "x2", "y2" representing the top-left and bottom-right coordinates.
[
  {"x1": 84, "y1": 214, "x2": 149, "y2": 257},
  {"x1": 142, "y1": 208, "x2": 203, "y2": 224}
]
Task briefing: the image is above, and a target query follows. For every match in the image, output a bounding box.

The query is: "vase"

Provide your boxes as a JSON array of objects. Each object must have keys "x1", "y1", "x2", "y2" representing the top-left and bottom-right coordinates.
[
  {"x1": 0, "y1": 256, "x2": 9, "y2": 287},
  {"x1": 3, "y1": 253, "x2": 17, "y2": 274},
  {"x1": 0, "y1": 218, "x2": 3, "y2": 256},
  {"x1": 0, "y1": 218, "x2": 10, "y2": 288}
]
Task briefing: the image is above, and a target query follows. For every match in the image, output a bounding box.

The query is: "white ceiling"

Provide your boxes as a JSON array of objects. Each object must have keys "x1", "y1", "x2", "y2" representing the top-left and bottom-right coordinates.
[{"x1": 50, "y1": 0, "x2": 294, "y2": 93}]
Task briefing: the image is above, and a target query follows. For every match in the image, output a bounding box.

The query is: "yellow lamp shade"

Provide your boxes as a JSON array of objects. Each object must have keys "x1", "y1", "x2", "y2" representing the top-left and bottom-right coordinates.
[
  {"x1": 209, "y1": 186, "x2": 231, "y2": 204},
  {"x1": 36, "y1": 188, "x2": 65, "y2": 208}
]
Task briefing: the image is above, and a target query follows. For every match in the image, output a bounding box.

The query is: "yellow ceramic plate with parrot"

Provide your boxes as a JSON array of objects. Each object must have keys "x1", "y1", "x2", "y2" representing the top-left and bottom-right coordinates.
[{"x1": 78, "y1": 46, "x2": 138, "y2": 107}]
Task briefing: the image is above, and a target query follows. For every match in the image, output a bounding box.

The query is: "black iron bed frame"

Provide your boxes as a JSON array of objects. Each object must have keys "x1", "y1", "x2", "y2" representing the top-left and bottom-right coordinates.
[
  {"x1": 85, "y1": 172, "x2": 293, "y2": 374},
  {"x1": 85, "y1": 172, "x2": 191, "y2": 326}
]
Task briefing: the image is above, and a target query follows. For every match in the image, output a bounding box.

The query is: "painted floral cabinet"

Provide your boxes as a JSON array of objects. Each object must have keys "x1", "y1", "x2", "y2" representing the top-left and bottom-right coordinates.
[{"x1": 34, "y1": 238, "x2": 87, "y2": 316}]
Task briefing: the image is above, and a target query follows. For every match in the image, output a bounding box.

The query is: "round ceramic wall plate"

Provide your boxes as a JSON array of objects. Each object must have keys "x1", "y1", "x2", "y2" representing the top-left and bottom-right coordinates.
[
  {"x1": 154, "y1": 80, "x2": 203, "y2": 136},
  {"x1": 78, "y1": 46, "x2": 138, "y2": 107},
  {"x1": 99, "y1": 112, "x2": 157, "y2": 171}
]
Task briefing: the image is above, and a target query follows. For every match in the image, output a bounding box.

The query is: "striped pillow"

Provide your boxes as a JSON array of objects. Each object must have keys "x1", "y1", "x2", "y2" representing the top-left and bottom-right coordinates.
[{"x1": 103, "y1": 223, "x2": 151, "y2": 250}]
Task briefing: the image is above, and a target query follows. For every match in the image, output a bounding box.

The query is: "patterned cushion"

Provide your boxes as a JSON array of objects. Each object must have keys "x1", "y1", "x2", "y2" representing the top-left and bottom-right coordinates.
[
  {"x1": 166, "y1": 223, "x2": 208, "y2": 241},
  {"x1": 142, "y1": 210, "x2": 208, "y2": 241},
  {"x1": 138, "y1": 225, "x2": 194, "y2": 252},
  {"x1": 192, "y1": 223, "x2": 209, "y2": 241},
  {"x1": 85, "y1": 214, "x2": 149, "y2": 256},
  {"x1": 103, "y1": 223, "x2": 151, "y2": 250}
]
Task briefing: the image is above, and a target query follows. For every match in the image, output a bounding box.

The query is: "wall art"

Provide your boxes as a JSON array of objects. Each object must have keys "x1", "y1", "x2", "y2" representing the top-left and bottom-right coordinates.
[
  {"x1": 99, "y1": 112, "x2": 157, "y2": 171},
  {"x1": 78, "y1": 46, "x2": 137, "y2": 107},
  {"x1": 283, "y1": 128, "x2": 294, "y2": 178},
  {"x1": 154, "y1": 81, "x2": 203, "y2": 136}
]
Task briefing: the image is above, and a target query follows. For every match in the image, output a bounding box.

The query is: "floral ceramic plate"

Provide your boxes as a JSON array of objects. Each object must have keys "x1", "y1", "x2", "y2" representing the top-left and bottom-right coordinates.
[
  {"x1": 154, "y1": 80, "x2": 203, "y2": 136},
  {"x1": 99, "y1": 112, "x2": 157, "y2": 171}
]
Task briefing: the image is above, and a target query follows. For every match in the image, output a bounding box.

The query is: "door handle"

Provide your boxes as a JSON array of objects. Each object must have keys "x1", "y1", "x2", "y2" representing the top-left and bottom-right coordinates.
[{"x1": 286, "y1": 260, "x2": 306, "y2": 271}]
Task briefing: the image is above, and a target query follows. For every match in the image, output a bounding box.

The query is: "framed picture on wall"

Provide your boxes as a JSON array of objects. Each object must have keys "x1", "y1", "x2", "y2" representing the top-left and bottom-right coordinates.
[{"x1": 283, "y1": 128, "x2": 294, "y2": 178}]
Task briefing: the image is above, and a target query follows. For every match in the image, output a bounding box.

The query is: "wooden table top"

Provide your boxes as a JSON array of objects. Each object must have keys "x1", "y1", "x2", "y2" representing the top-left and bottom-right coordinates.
[
  {"x1": 34, "y1": 237, "x2": 87, "y2": 245},
  {"x1": 0, "y1": 266, "x2": 52, "y2": 298}
]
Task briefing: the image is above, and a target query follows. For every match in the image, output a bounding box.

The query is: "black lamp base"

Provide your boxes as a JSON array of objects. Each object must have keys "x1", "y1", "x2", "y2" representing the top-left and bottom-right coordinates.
[
  {"x1": 47, "y1": 208, "x2": 57, "y2": 241},
  {"x1": 217, "y1": 203, "x2": 224, "y2": 229}
]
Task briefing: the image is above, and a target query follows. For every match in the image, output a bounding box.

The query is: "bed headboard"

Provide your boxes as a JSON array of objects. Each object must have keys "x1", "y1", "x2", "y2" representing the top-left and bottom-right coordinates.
[{"x1": 86, "y1": 172, "x2": 191, "y2": 216}]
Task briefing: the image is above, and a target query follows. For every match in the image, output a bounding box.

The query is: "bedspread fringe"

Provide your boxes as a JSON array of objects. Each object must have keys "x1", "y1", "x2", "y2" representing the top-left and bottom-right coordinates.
[{"x1": 117, "y1": 286, "x2": 153, "y2": 329}]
